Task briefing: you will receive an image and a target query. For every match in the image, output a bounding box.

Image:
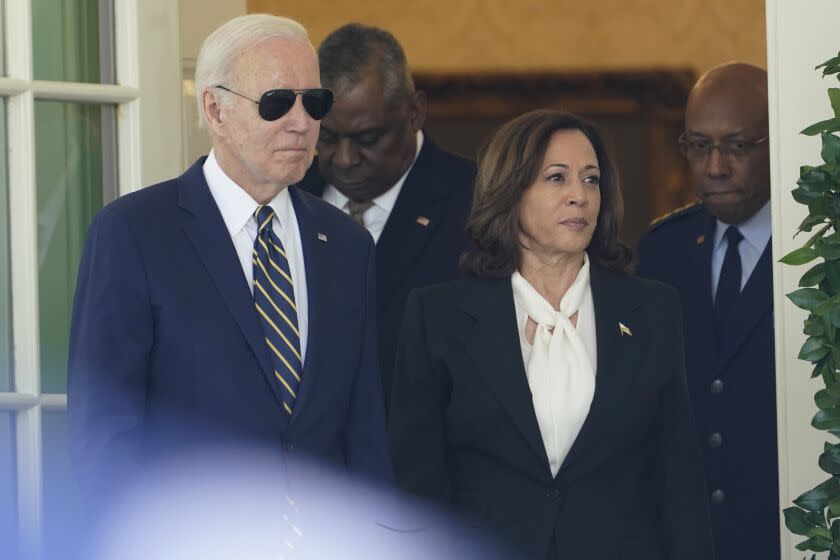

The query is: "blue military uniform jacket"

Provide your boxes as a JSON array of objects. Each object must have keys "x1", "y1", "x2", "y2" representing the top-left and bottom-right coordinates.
[{"x1": 636, "y1": 203, "x2": 778, "y2": 560}]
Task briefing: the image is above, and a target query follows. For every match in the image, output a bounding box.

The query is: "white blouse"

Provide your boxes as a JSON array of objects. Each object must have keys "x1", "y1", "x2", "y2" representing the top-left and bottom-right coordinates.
[{"x1": 511, "y1": 265, "x2": 597, "y2": 477}]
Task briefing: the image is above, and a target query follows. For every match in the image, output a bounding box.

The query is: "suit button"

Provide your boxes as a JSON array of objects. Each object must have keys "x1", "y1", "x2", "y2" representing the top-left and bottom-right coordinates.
[
  {"x1": 711, "y1": 379, "x2": 724, "y2": 394},
  {"x1": 711, "y1": 489, "x2": 725, "y2": 504},
  {"x1": 708, "y1": 432, "x2": 723, "y2": 448},
  {"x1": 545, "y1": 489, "x2": 562, "y2": 500}
]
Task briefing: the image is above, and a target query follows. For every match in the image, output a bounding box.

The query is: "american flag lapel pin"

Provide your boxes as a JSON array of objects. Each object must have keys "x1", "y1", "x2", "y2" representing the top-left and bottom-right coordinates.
[
  {"x1": 416, "y1": 215, "x2": 430, "y2": 227},
  {"x1": 317, "y1": 233, "x2": 328, "y2": 242},
  {"x1": 619, "y1": 322, "x2": 632, "y2": 336}
]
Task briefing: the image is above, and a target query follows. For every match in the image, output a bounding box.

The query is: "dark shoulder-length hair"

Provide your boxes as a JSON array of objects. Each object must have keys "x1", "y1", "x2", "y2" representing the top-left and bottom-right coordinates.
[{"x1": 460, "y1": 109, "x2": 632, "y2": 278}]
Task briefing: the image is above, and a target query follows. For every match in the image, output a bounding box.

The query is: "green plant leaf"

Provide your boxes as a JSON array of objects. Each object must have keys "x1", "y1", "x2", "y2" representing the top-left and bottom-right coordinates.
[
  {"x1": 827, "y1": 382, "x2": 840, "y2": 400},
  {"x1": 813, "y1": 535, "x2": 833, "y2": 551},
  {"x1": 820, "y1": 445, "x2": 840, "y2": 474},
  {"x1": 803, "y1": 118, "x2": 840, "y2": 136},
  {"x1": 823, "y1": 133, "x2": 840, "y2": 165},
  {"x1": 797, "y1": 536, "x2": 834, "y2": 552},
  {"x1": 795, "y1": 187, "x2": 826, "y2": 204},
  {"x1": 802, "y1": 263, "x2": 828, "y2": 287},
  {"x1": 786, "y1": 507, "x2": 817, "y2": 534},
  {"x1": 808, "y1": 526, "x2": 833, "y2": 540},
  {"x1": 801, "y1": 337, "x2": 832, "y2": 361},
  {"x1": 816, "y1": 53, "x2": 840, "y2": 70},
  {"x1": 830, "y1": 88, "x2": 840, "y2": 117},
  {"x1": 814, "y1": 196, "x2": 834, "y2": 217},
  {"x1": 822, "y1": 244, "x2": 840, "y2": 261},
  {"x1": 782, "y1": 248, "x2": 821, "y2": 266},
  {"x1": 815, "y1": 362, "x2": 828, "y2": 379},
  {"x1": 800, "y1": 214, "x2": 828, "y2": 233},
  {"x1": 826, "y1": 262, "x2": 840, "y2": 292},
  {"x1": 806, "y1": 318, "x2": 828, "y2": 336},
  {"x1": 815, "y1": 408, "x2": 840, "y2": 431},
  {"x1": 789, "y1": 288, "x2": 831, "y2": 310},
  {"x1": 814, "y1": 296, "x2": 840, "y2": 316},
  {"x1": 800, "y1": 167, "x2": 835, "y2": 193},
  {"x1": 830, "y1": 498, "x2": 840, "y2": 518},
  {"x1": 795, "y1": 478, "x2": 840, "y2": 511},
  {"x1": 829, "y1": 306, "x2": 840, "y2": 329},
  {"x1": 817, "y1": 389, "x2": 840, "y2": 410}
]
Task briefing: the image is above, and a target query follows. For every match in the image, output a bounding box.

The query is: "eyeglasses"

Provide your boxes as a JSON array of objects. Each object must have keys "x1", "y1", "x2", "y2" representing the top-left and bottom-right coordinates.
[
  {"x1": 678, "y1": 133, "x2": 768, "y2": 160},
  {"x1": 214, "y1": 85, "x2": 334, "y2": 121}
]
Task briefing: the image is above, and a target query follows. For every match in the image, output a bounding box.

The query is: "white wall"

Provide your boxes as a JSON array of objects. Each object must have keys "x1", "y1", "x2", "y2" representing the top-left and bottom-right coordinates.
[
  {"x1": 767, "y1": 0, "x2": 840, "y2": 557},
  {"x1": 130, "y1": 1, "x2": 184, "y2": 187},
  {"x1": 179, "y1": 0, "x2": 247, "y2": 167}
]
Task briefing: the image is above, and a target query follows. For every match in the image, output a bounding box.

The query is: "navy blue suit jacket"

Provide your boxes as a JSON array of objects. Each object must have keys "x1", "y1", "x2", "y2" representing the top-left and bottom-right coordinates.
[
  {"x1": 68, "y1": 158, "x2": 392, "y2": 496},
  {"x1": 296, "y1": 139, "x2": 476, "y2": 408},
  {"x1": 637, "y1": 204, "x2": 777, "y2": 560}
]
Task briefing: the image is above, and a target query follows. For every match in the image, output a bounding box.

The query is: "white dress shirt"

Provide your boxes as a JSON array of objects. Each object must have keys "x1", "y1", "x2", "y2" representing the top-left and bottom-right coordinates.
[
  {"x1": 322, "y1": 130, "x2": 424, "y2": 243},
  {"x1": 203, "y1": 150, "x2": 309, "y2": 362},
  {"x1": 711, "y1": 201, "x2": 772, "y2": 300}
]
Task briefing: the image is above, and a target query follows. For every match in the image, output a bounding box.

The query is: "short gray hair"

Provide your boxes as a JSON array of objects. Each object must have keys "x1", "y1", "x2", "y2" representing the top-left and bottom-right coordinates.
[
  {"x1": 195, "y1": 14, "x2": 311, "y2": 128},
  {"x1": 318, "y1": 23, "x2": 415, "y2": 108}
]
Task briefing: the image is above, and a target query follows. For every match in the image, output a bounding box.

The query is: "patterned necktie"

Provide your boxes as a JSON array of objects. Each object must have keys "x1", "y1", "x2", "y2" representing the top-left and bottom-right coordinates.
[
  {"x1": 252, "y1": 205, "x2": 302, "y2": 416},
  {"x1": 715, "y1": 225, "x2": 743, "y2": 332},
  {"x1": 347, "y1": 199, "x2": 374, "y2": 227}
]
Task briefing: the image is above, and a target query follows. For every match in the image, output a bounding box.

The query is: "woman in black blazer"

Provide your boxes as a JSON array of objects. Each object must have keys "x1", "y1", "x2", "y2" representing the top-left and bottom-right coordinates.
[{"x1": 388, "y1": 110, "x2": 714, "y2": 560}]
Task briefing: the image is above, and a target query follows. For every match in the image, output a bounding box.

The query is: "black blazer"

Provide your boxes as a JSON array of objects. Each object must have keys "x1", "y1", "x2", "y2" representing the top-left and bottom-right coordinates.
[
  {"x1": 389, "y1": 265, "x2": 714, "y2": 560},
  {"x1": 637, "y1": 204, "x2": 777, "y2": 560},
  {"x1": 296, "y1": 139, "x2": 476, "y2": 407}
]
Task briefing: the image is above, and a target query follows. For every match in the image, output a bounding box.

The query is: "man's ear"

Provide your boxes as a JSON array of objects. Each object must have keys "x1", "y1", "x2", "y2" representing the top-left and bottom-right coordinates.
[
  {"x1": 407, "y1": 90, "x2": 428, "y2": 133},
  {"x1": 202, "y1": 88, "x2": 226, "y2": 135}
]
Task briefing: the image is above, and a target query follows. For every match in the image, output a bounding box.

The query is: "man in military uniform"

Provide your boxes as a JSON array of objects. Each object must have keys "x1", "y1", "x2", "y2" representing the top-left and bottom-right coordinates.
[{"x1": 636, "y1": 62, "x2": 776, "y2": 560}]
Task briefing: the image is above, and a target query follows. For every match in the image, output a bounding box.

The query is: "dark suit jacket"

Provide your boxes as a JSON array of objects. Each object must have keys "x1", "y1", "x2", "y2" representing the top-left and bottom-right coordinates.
[
  {"x1": 388, "y1": 265, "x2": 714, "y2": 560},
  {"x1": 68, "y1": 158, "x2": 392, "y2": 497},
  {"x1": 296, "y1": 139, "x2": 476, "y2": 407},
  {"x1": 636, "y1": 204, "x2": 777, "y2": 560}
]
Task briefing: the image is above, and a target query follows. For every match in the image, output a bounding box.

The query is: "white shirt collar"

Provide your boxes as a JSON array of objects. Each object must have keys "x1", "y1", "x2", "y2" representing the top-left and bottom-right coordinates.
[
  {"x1": 713, "y1": 200, "x2": 772, "y2": 254},
  {"x1": 203, "y1": 149, "x2": 295, "y2": 236},
  {"x1": 324, "y1": 130, "x2": 424, "y2": 212}
]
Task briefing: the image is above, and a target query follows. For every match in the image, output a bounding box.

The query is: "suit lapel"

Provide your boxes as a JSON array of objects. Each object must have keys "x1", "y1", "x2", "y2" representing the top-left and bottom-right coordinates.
[
  {"x1": 286, "y1": 188, "x2": 328, "y2": 422},
  {"x1": 560, "y1": 265, "x2": 643, "y2": 474},
  {"x1": 718, "y1": 239, "x2": 773, "y2": 368},
  {"x1": 176, "y1": 161, "x2": 279, "y2": 402},
  {"x1": 376, "y1": 142, "x2": 451, "y2": 307},
  {"x1": 456, "y1": 279, "x2": 551, "y2": 473}
]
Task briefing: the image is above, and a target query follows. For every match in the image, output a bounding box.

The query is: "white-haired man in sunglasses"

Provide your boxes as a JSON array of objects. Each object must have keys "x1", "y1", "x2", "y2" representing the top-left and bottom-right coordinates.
[{"x1": 67, "y1": 13, "x2": 392, "y2": 517}]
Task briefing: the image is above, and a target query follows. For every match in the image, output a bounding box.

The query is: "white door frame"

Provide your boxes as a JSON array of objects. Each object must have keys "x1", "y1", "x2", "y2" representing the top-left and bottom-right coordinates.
[{"x1": 0, "y1": 0, "x2": 181, "y2": 556}]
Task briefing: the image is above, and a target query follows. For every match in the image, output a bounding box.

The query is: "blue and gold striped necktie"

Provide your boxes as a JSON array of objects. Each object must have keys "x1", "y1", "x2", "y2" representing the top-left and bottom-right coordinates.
[{"x1": 252, "y1": 205, "x2": 302, "y2": 416}]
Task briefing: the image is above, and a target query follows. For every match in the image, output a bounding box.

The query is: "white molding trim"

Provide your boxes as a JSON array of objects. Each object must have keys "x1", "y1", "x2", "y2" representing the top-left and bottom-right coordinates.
[
  {"x1": 0, "y1": 78, "x2": 29, "y2": 96},
  {"x1": 31, "y1": 81, "x2": 140, "y2": 104},
  {"x1": 766, "y1": 1, "x2": 840, "y2": 558},
  {"x1": 6, "y1": 0, "x2": 43, "y2": 556},
  {"x1": 114, "y1": 0, "x2": 142, "y2": 195},
  {"x1": 0, "y1": 393, "x2": 37, "y2": 409},
  {"x1": 40, "y1": 394, "x2": 67, "y2": 411}
]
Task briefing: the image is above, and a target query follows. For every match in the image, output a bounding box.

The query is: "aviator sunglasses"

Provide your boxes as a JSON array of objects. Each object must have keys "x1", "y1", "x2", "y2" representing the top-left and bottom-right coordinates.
[{"x1": 214, "y1": 85, "x2": 334, "y2": 121}]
